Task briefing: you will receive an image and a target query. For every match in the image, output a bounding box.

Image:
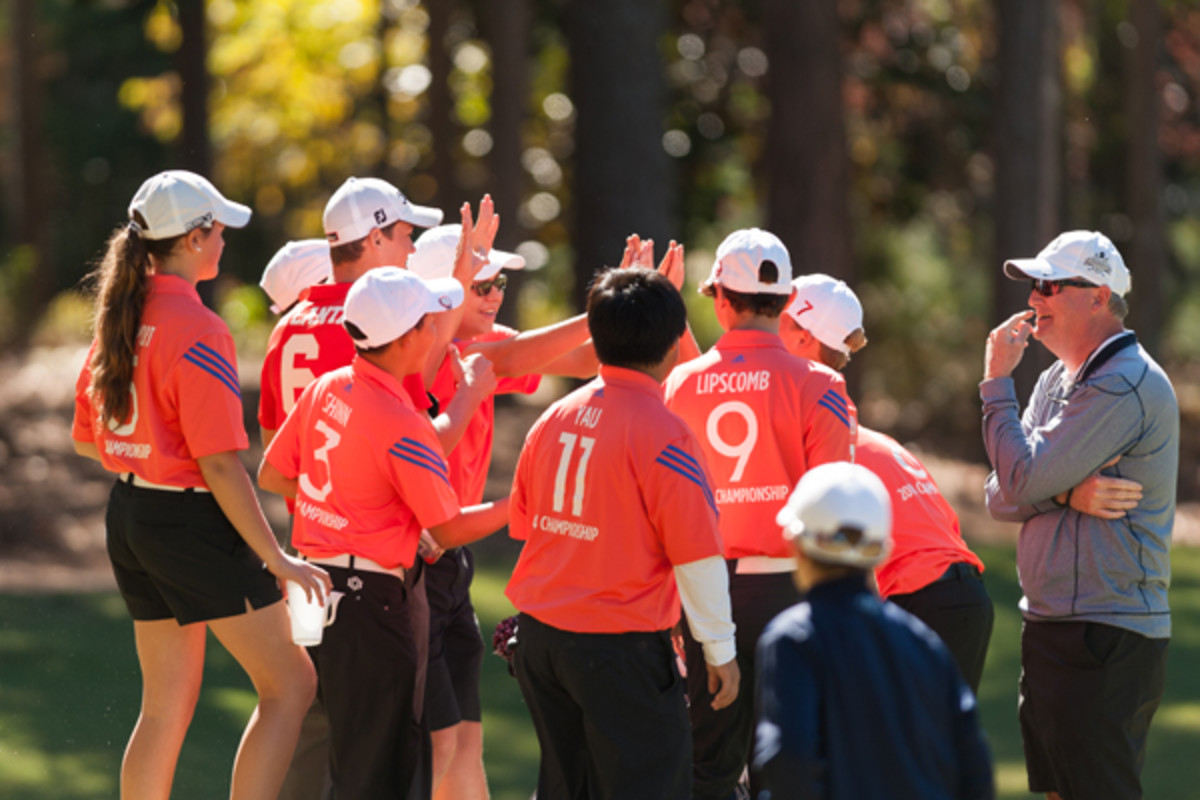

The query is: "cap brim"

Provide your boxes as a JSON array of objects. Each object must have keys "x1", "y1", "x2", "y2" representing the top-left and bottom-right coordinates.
[
  {"x1": 420, "y1": 277, "x2": 465, "y2": 312},
  {"x1": 1003, "y1": 257, "x2": 1071, "y2": 282},
  {"x1": 215, "y1": 198, "x2": 252, "y2": 230},
  {"x1": 474, "y1": 249, "x2": 525, "y2": 281},
  {"x1": 400, "y1": 205, "x2": 445, "y2": 229}
]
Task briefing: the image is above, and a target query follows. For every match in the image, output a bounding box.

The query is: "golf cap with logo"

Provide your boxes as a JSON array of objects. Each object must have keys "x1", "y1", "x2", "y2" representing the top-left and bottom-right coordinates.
[
  {"x1": 701, "y1": 228, "x2": 794, "y2": 295},
  {"x1": 776, "y1": 461, "x2": 892, "y2": 569},
  {"x1": 344, "y1": 267, "x2": 463, "y2": 349},
  {"x1": 785, "y1": 274, "x2": 864, "y2": 355},
  {"x1": 1003, "y1": 230, "x2": 1131, "y2": 297},
  {"x1": 128, "y1": 170, "x2": 252, "y2": 241},
  {"x1": 259, "y1": 239, "x2": 332, "y2": 313},
  {"x1": 324, "y1": 177, "x2": 444, "y2": 247},
  {"x1": 408, "y1": 224, "x2": 525, "y2": 282}
]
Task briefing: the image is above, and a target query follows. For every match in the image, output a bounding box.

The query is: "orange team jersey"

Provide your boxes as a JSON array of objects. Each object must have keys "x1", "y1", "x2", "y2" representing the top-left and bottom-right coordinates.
[
  {"x1": 72, "y1": 274, "x2": 249, "y2": 488},
  {"x1": 264, "y1": 356, "x2": 460, "y2": 569},
  {"x1": 258, "y1": 281, "x2": 430, "y2": 433},
  {"x1": 429, "y1": 325, "x2": 541, "y2": 505},
  {"x1": 506, "y1": 365, "x2": 724, "y2": 634},
  {"x1": 857, "y1": 426, "x2": 984, "y2": 597},
  {"x1": 663, "y1": 329, "x2": 856, "y2": 560}
]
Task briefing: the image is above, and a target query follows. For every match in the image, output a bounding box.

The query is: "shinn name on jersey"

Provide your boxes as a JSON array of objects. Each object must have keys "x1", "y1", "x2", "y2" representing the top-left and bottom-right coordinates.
[
  {"x1": 695, "y1": 369, "x2": 772, "y2": 395},
  {"x1": 896, "y1": 479, "x2": 940, "y2": 502}
]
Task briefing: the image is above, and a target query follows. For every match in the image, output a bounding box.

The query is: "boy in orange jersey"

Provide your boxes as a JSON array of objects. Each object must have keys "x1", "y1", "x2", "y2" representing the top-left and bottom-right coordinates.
[
  {"x1": 663, "y1": 229, "x2": 856, "y2": 800},
  {"x1": 779, "y1": 273, "x2": 993, "y2": 692},
  {"x1": 259, "y1": 267, "x2": 510, "y2": 799},
  {"x1": 507, "y1": 268, "x2": 738, "y2": 800}
]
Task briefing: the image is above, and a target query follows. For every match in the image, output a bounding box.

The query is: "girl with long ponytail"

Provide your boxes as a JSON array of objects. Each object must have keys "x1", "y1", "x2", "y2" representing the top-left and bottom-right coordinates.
[{"x1": 72, "y1": 171, "x2": 331, "y2": 800}]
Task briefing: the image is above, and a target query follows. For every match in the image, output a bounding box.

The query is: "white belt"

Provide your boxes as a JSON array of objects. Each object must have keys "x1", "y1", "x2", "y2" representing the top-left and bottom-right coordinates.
[
  {"x1": 735, "y1": 556, "x2": 795, "y2": 574},
  {"x1": 306, "y1": 554, "x2": 406, "y2": 581},
  {"x1": 120, "y1": 472, "x2": 210, "y2": 493}
]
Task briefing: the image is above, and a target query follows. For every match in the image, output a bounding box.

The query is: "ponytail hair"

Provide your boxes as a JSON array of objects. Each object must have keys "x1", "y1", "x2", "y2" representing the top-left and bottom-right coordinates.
[{"x1": 86, "y1": 213, "x2": 180, "y2": 425}]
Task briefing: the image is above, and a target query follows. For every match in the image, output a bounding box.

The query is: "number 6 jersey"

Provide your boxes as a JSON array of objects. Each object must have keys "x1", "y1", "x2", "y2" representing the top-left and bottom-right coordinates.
[
  {"x1": 663, "y1": 329, "x2": 856, "y2": 560},
  {"x1": 506, "y1": 365, "x2": 725, "y2": 634}
]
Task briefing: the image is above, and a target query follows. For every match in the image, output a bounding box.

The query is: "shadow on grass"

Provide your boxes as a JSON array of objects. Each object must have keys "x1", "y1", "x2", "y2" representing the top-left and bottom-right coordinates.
[{"x1": 2, "y1": 543, "x2": 1198, "y2": 798}]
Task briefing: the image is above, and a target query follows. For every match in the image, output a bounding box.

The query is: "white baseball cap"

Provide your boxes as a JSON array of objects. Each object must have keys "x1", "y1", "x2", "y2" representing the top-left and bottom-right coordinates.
[
  {"x1": 776, "y1": 461, "x2": 892, "y2": 568},
  {"x1": 323, "y1": 177, "x2": 444, "y2": 247},
  {"x1": 259, "y1": 239, "x2": 332, "y2": 313},
  {"x1": 1004, "y1": 230, "x2": 1132, "y2": 297},
  {"x1": 785, "y1": 274, "x2": 864, "y2": 355},
  {"x1": 408, "y1": 224, "x2": 525, "y2": 282},
  {"x1": 344, "y1": 267, "x2": 463, "y2": 349},
  {"x1": 701, "y1": 228, "x2": 793, "y2": 296},
  {"x1": 128, "y1": 170, "x2": 251, "y2": 240}
]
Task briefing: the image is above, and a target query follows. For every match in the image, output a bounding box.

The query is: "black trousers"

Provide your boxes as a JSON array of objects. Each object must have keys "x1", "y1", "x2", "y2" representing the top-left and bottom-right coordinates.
[
  {"x1": 312, "y1": 565, "x2": 421, "y2": 800},
  {"x1": 683, "y1": 569, "x2": 802, "y2": 800},
  {"x1": 887, "y1": 562, "x2": 994, "y2": 693},
  {"x1": 1020, "y1": 620, "x2": 1167, "y2": 800},
  {"x1": 513, "y1": 613, "x2": 691, "y2": 800}
]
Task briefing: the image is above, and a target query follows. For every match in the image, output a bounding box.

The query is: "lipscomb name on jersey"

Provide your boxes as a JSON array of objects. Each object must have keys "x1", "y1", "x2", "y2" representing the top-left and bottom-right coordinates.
[
  {"x1": 104, "y1": 440, "x2": 152, "y2": 459},
  {"x1": 532, "y1": 514, "x2": 600, "y2": 542},
  {"x1": 289, "y1": 305, "x2": 345, "y2": 329},
  {"x1": 695, "y1": 370, "x2": 772, "y2": 395},
  {"x1": 715, "y1": 483, "x2": 790, "y2": 505},
  {"x1": 296, "y1": 499, "x2": 350, "y2": 530}
]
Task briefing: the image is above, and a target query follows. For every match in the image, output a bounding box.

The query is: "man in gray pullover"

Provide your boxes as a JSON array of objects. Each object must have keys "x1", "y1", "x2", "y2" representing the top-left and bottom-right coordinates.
[{"x1": 981, "y1": 230, "x2": 1177, "y2": 800}]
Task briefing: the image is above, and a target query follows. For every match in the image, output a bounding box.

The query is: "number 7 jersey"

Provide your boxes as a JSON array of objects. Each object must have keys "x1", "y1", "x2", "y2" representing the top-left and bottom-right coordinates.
[
  {"x1": 506, "y1": 365, "x2": 725, "y2": 634},
  {"x1": 663, "y1": 329, "x2": 857, "y2": 559}
]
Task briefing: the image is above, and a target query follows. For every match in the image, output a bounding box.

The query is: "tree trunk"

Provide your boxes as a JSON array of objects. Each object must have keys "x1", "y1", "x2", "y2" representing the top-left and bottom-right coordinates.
[
  {"x1": 8, "y1": 0, "x2": 53, "y2": 345},
  {"x1": 565, "y1": 0, "x2": 673, "y2": 312},
  {"x1": 993, "y1": 0, "x2": 1061, "y2": 396},
  {"x1": 763, "y1": 0, "x2": 855, "y2": 381},
  {"x1": 485, "y1": 0, "x2": 532, "y2": 328},
  {"x1": 175, "y1": 0, "x2": 215, "y2": 307},
  {"x1": 1123, "y1": 0, "x2": 1165, "y2": 356},
  {"x1": 427, "y1": 0, "x2": 457, "y2": 212}
]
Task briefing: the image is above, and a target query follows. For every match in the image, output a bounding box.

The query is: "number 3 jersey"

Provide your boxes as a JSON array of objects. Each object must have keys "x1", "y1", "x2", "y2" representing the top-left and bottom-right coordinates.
[
  {"x1": 506, "y1": 365, "x2": 725, "y2": 634},
  {"x1": 72, "y1": 273, "x2": 249, "y2": 488},
  {"x1": 263, "y1": 356, "x2": 460, "y2": 570},
  {"x1": 663, "y1": 329, "x2": 857, "y2": 560}
]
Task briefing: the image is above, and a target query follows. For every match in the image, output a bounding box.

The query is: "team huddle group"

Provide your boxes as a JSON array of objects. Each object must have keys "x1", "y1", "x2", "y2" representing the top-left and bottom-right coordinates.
[{"x1": 72, "y1": 168, "x2": 1177, "y2": 800}]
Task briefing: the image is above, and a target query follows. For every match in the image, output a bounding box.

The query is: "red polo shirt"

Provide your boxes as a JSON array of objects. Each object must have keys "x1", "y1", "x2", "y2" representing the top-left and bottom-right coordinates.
[
  {"x1": 265, "y1": 356, "x2": 459, "y2": 569},
  {"x1": 506, "y1": 366, "x2": 724, "y2": 634}
]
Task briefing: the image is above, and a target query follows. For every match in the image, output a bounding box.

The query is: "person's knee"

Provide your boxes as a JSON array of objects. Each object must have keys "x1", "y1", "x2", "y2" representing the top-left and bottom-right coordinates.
[
  {"x1": 432, "y1": 724, "x2": 460, "y2": 768},
  {"x1": 455, "y1": 721, "x2": 484, "y2": 760}
]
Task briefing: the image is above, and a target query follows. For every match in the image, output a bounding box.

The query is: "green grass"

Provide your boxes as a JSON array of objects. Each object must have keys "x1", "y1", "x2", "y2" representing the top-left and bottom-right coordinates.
[{"x1": 2, "y1": 545, "x2": 1199, "y2": 798}]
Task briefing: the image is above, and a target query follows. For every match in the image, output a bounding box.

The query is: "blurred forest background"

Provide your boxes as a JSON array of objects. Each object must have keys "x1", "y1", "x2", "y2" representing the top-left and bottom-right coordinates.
[{"x1": 4, "y1": 0, "x2": 1200, "y2": 484}]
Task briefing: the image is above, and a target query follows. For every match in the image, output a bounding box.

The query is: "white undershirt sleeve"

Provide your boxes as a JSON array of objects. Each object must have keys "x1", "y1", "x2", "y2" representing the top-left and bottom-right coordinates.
[{"x1": 674, "y1": 555, "x2": 737, "y2": 667}]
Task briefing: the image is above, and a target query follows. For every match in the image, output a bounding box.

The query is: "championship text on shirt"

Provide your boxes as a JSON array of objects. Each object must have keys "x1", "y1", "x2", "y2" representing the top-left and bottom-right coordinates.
[{"x1": 694, "y1": 369, "x2": 771, "y2": 395}]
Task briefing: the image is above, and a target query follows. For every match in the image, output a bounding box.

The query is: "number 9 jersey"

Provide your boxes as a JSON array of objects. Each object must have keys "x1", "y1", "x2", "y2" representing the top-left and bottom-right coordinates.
[
  {"x1": 663, "y1": 328, "x2": 856, "y2": 560},
  {"x1": 72, "y1": 273, "x2": 249, "y2": 488}
]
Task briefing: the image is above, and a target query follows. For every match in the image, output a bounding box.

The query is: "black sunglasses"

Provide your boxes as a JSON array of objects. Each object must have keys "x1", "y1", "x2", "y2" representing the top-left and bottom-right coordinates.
[
  {"x1": 471, "y1": 274, "x2": 508, "y2": 297},
  {"x1": 1030, "y1": 278, "x2": 1096, "y2": 297}
]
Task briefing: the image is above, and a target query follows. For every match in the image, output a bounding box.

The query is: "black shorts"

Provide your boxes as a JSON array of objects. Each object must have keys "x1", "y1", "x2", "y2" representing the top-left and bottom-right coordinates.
[
  {"x1": 1019, "y1": 619, "x2": 1168, "y2": 800},
  {"x1": 105, "y1": 478, "x2": 282, "y2": 624},
  {"x1": 424, "y1": 547, "x2": 484, "y2": 730}
]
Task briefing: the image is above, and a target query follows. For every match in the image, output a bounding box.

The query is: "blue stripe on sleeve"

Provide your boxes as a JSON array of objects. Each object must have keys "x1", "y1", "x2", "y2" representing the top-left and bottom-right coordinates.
[
  {"x1": 183, "y1": 350, "x2": 241, "y2": 398},
  {"x1": 656, "y1": 445, "x2": 718, "y2": 514},
  {"x1": 389, "y1": 438, "x2": 451, "y2": 483},
  {"x1": 818, "y1": 391, "x2": 850, "y2": 428},
  {"x1": 821, "y1": 389, "x2": 848, "y2": 413},
  {"x1": 191, "y1": 342, "x2": 239, "y2": 386}
]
